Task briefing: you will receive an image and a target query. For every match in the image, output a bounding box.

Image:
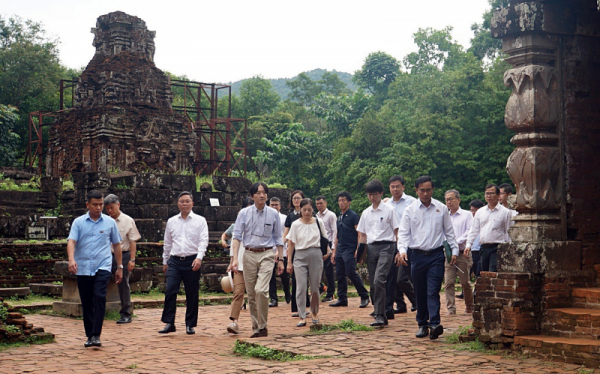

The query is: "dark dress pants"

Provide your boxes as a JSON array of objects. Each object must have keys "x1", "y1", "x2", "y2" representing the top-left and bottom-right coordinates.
[
  {"x1": 411, "y1": 248, "x2": 445, "y2": 327},
  {"x1": 161, "y1": 255, "x2": 201, "y2": 327},
  {"x1": 367, "y1": 243, "x2": 395, "y2": 316},
  {"x1": 77, "y1": 269, "x2": 111, "y2": 338},
  {"x1": 335, "y1": 248, "x2": 369, "y2": 302},
  {"x1": 112, "y1": 251, "x2": 131, "y2": 318},
  {"x1": 269, "y1": 256, "x2": 290, "y2": 302},
  {"x1": 471, "y1": 251, "x2": 481, "y2": 278},
  {"x1": 480, "y1": 244, "x2": 499, "y2": 272},
  {"x1": 323, "y1": 256, "x2": 335, "y2": 298}
]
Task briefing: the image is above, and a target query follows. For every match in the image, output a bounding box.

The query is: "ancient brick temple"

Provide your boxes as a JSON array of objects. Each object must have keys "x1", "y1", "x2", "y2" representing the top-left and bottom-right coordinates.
[
  {"x1": 46, "y1": 11, "x2": 196, "y2": 177},
  {"x1": 472, "y1": 0, "x2": 600, "y2": 366}
]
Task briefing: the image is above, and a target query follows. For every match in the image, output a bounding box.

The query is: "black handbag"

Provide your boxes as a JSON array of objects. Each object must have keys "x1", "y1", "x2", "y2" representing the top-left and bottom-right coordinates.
[{"x1": 315, "y1": 219, "x2": 329, "y2": 256}]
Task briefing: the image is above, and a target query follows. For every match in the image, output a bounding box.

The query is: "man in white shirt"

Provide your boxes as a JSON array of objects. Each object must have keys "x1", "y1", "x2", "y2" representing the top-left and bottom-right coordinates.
[
  {"x1": 268, "y1": 197, "x2": 291, "y2": 306},
  {"x1": 443, "y1": 190, "x2": 474, "y2": 315},
  {"x1": 315, "y1": 195, "x2": 337, "y2": 303},
  {"x1": 465, "y1": 184, "x2": 513, "y2": 272},
  {"x1": 499, "y1": 183, "x2": 519, "y2": 221},
  {"x1": 386, "y1": 175, "x2": 416, "y2": 317},
  {"x1": 357, "y1": 180, "x2": 401, "y2": 327},
  {"x1": 232, "y1": 183, "x2": 285, "y2": 338},
  {"x1": 160, "y1": 191, "x2": 209, "y2": 335},
  {"x1": 398, "y1": 176, "x2": 459, "y2": 340},
  {"x1": 104, "y1": 194, "x2": 141, "y2": 324}
]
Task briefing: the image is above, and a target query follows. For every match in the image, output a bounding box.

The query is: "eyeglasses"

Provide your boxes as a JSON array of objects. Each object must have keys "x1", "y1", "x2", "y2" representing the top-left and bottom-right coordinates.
[
  {"x1": 445, "y1": 198, "x2": 456, "y2": 202},
  {"x1": 484, "y1": 192, "x2": 497, "y2": 196}
]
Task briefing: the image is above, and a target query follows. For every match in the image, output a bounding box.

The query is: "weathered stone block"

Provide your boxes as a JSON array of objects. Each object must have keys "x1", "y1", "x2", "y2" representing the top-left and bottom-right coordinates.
[
  {"x1": 212, "y1": 176, "x2": 252, "y2": 193},
  {"x1": 170, "y1": 175, "x2": 195, "y2": 192},
  {"x1": 40, "y1": 177, "x2": 62, "y2": 193}
]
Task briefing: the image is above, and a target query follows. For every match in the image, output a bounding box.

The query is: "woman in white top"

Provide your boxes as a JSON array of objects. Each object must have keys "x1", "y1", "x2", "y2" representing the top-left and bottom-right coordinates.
[
  {"x1": 286, "y1": 198, "x2": 330, "y2": 327},
  {"x1": 224, "y1": 197, "x2": 252, "y2": 334}
]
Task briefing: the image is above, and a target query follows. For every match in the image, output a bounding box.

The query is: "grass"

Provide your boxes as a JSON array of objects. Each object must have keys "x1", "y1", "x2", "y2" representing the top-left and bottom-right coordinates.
[
  {"x1": 445, "y1": 324, "x2": 497, "y2": 354},
  {"x1": 233, "y1": 341, "x2": 326, "y2": 362},
  {"x1": 5, "y1": 294, "x2": 58, "y2": 307},
  {"x1": 0, "y1": 334, "x2": 55, "y2": 351},
  {"x1": 125, "y1": 363, "x2": 138, "y2": 369},
  {"x1": 445, "y1": 325, "x2": 471, "y2": 344},
  {"x1": 310, "y1": 319, "x2": 374, "y2": 334}
]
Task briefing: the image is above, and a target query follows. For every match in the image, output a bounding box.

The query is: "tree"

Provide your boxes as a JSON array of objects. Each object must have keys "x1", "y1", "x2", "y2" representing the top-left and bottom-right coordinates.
[
  {"x1": 238, "y1": 76, "x2": 281, "y2": 119},
  {"x1": 311, "y1": 90, "x2": 368, "y2": 137},
  {"x1": 353, "y1": 51, "x2": 400, "y2": 98},
  {"x1": 0, "y1": 104, "x2": 20, "y2": 166},
  {"x1": 403, "y1": 27, "x2": 464, "y2": 74},
  {"x1": 469, "y1": 0, "x2": 509, "y2": 61},
  {"x1": 286, "y1": 73, "x2": 321, "y2": 107},
  {"x1": 0, "y1": 16, "x2": 70, "y2": 155}
]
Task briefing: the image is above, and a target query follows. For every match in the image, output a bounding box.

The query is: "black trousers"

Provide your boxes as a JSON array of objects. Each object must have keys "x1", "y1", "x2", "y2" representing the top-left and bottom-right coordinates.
[
  {"x1": 77, "y1": 269, "x2": 111, "y2": 338},
  {"x1": 161, "y1": 255, "x2": 201, "y2": 327},
  {"x1": 323, "y1": 256, "x2": 335, "y2": 298},
  {"x1": 471, "y1": 251, "x2": 481, "y2": 278},
  {"x1": 480, "y1": 244, "x2": 499, "y2": 272},
  {"x1": 269, "y1": 256, "x2": 290, "y2": 301},
  {"x1": 335, "y1": 248, "x2": 369, "y2": 302}
]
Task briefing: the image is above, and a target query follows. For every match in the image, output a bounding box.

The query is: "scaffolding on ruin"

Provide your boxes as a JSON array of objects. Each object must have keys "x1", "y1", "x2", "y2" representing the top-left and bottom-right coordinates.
[{"x1": 25, "y1": 78, "x2": 258, "y2": 177}]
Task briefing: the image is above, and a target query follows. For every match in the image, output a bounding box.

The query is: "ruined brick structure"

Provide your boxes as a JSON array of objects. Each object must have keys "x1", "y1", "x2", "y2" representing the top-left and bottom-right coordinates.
[
  {"x1": 473, "y1": 0, "x2": 600, "y2": 366},
  {"x1": 46, "y1": 11, "x2": 196, "y2": 177}
]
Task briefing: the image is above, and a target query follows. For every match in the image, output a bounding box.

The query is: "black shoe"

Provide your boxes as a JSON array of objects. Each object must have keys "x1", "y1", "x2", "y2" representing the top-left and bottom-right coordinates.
[
  {"x1": 370, "y1": 311, "x2": 375, "y2": 317},
  {"x1": 411, "y1": 305, "x2": 417, "y2": 312},
  {"x1": 91, "y1": 335, "x2": 101, "y2": 347},
  {"x1": 285, "y1": 294, "x2": 291, "y2": 304},
  {"x1": 159, "y1": 323, "x2": 176, "y2": 334},
  {"x1": 370, "y1": 315, "x2": 386, "y2": 327},
  {"x1": 321, "y1": 296, "x2": 334, "y2": 302},
  {"x1": 416, "y1": 326, "x2": 429, "y2": 338},
  {"x1": 269, "y1": 299, "x2": 278, "y2": 307},
  {"x1": 241, "y1": 302, "x2": 246, "y2": 310},
  {"x1": 186, "y1": 326, "x2": 195, "y2": 335},
  {"x1": 84, "y1": 338, "x2": 93, "y2": 348},
  {"x1": 359, "y1": 298, "x2": 370, "y2": 308},
  {"x1": 385, "y1": 311, "x2": 395, "y2": 320},
  {"x1": 430, "y1": 324, "x2": 444, "y2": 340},
  {"x1": 329, "y1": 300, "x2": 348, "y2": 307},
  {"x1": 116, "y1": 317, "x2": 132, "y2": 324},
  {"x1": 393, "y1": 308, "x2": 407, "y2": 314},
  {"x1": 456, "y1": 293, "x2": 464, "y2": 299},
  {"x1": 249, "y1": 328, "x2": 268, "y2": 338}
]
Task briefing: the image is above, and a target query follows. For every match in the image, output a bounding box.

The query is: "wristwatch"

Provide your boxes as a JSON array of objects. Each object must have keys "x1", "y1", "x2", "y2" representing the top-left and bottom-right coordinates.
[
  {"x1": 129, "y1": 259, "x2": 135, "y2": 262},
  {"x1": 118, "y1": 264, "x2": 124, "y2": 269}
]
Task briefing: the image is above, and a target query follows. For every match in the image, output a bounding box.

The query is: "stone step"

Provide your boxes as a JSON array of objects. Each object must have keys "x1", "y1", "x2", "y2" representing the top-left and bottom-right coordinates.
[
  {"x1": 514, "y1": 335, "x2": 600, "y2": 367},
  {"x1": 544, "y1": 308, "x2": 600, "y2": 339},
  {"x1": 0, "y1": 287, "x2": 30, "y2": 297},
  {"x1": 572, "y1": 288, "x2": 600, "y2": 309}
]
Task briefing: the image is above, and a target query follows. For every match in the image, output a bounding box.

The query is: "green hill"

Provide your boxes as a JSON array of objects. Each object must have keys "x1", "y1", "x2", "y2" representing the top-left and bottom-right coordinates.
[{"x1": 224, "y1": 69, "x2": 356, "y2": 99}]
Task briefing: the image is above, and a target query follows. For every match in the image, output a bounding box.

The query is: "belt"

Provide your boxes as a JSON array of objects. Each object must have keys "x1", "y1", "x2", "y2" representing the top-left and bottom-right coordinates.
[
  {"x1": 171, "y1": 254, "x2": 197, "y2": 261},
  {"x1": 245, "y1": 247, "x2": 273, "y2": 253},
  {"x1": 480, "y1": 243, "x2": 500, "y2": 249},
  {"x1": 371, "y1": 241, "x2": 394, "y2": 246},
  {"x1": 410, "y1": 246, "x2": 443, "y2": 255}
]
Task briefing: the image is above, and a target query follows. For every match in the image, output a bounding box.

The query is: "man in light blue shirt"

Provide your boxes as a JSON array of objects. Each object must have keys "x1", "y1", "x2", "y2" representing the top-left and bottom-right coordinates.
[
  {"x1": 67, "y1": 190, "x2": 123, "y2": 348},
  {"x1": 232, "y1": 182, "x2": 284, "y2": 338}
]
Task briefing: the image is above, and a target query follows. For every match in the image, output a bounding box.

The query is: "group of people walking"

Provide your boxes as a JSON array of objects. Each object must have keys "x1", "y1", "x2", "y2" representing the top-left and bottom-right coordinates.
[{"x1": 65, "y1": 176, "x2": 515, "y2": 347}]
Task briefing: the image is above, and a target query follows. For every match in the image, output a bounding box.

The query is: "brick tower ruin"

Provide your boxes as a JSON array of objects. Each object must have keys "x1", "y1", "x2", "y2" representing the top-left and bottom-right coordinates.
[{"x1": 46, "y1": 11, "x2": 196, "y2": 176}]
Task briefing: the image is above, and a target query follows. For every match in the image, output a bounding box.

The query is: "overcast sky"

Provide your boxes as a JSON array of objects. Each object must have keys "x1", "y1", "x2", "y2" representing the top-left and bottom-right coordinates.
[{"x1": 3, "y1": 0, "x2": 491, "y2": 83}]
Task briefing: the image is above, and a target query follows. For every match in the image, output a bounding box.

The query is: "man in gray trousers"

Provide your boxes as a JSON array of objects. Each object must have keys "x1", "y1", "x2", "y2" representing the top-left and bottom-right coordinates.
[
  {"x1": 104, "y1": 194, "x2": 141, "y2": 324},
  {"x1": 356, "y1": 179, "x2": 401, "y2": 327}
]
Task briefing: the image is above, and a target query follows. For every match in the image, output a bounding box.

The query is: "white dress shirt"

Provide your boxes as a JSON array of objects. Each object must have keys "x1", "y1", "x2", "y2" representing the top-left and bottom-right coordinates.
[
  {"x1": 466, "y1": 203, "x2": 512, "y2": 248},
  {"x1": 316, "y1": 208, "x2": 337, "y2": 249},
  {"x1": 387, "y1": 193, "x2": 416, "y2": 220},
  {"x1": 357, "y1": 202, "x2": 400, "y2": 244},
  {"x1": 279, "y1": 212, "x2": 288, "y2": 257},
  {"x1": 397, "y1": 198, "x2": 459, "y2": 256},
  {"x1": 163, "y1": 211, "x2": 209, "y2": 265},
  {"x1": 448, "y1": 208, "x2": 473, "y2": 251}
]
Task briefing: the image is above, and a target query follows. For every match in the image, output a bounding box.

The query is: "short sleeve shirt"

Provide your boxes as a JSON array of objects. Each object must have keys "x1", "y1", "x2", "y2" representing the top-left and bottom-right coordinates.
[
  {"x1": 113, "y1": 212, "x2": 141, "y2": 252},
  {"x1": 68, "y1": 212, "x2": 122, "y2": 276},
  {"x1": 336, "y1": 209, "x2": 360, "y2": 250}
]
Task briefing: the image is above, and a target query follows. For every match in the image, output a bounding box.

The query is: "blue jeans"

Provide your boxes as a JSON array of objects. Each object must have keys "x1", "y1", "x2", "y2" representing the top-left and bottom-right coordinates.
[
  {"x1": 411, "y1": 248, "x2": 445, "y2": 327},
  {"x1": 335, "y1": 248, "x2": 369, "y2": 301}
]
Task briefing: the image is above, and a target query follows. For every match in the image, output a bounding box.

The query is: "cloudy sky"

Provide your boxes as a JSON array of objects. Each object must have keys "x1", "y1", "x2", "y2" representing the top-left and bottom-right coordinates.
[{"x1": 3, "y1": 0, "x2": 491, "y2": 83}]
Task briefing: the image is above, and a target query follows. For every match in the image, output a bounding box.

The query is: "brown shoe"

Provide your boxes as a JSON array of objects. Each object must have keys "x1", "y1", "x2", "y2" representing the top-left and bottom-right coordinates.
[
  {"x1": 249, "y1": 328, "x2": 268, "y2": 338},
  {"x1": 445, "y1": 311, "x2": 456, "y2": 316}
]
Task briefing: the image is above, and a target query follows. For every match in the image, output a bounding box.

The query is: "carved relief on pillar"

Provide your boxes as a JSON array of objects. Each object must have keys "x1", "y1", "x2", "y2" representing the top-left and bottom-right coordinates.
[{"x1": 503, "y1": 64, "x2": 561, "y2": 217}]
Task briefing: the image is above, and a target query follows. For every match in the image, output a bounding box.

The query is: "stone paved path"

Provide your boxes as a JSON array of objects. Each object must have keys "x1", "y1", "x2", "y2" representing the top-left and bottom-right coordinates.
[{"x1": 0, "y1": 296, "x2": 593, "y2": 373}]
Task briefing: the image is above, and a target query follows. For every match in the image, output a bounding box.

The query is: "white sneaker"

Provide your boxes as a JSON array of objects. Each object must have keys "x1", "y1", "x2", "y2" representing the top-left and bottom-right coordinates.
[{"x1": 227, "y1": 322, "x2": 239, "y2": 334}]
